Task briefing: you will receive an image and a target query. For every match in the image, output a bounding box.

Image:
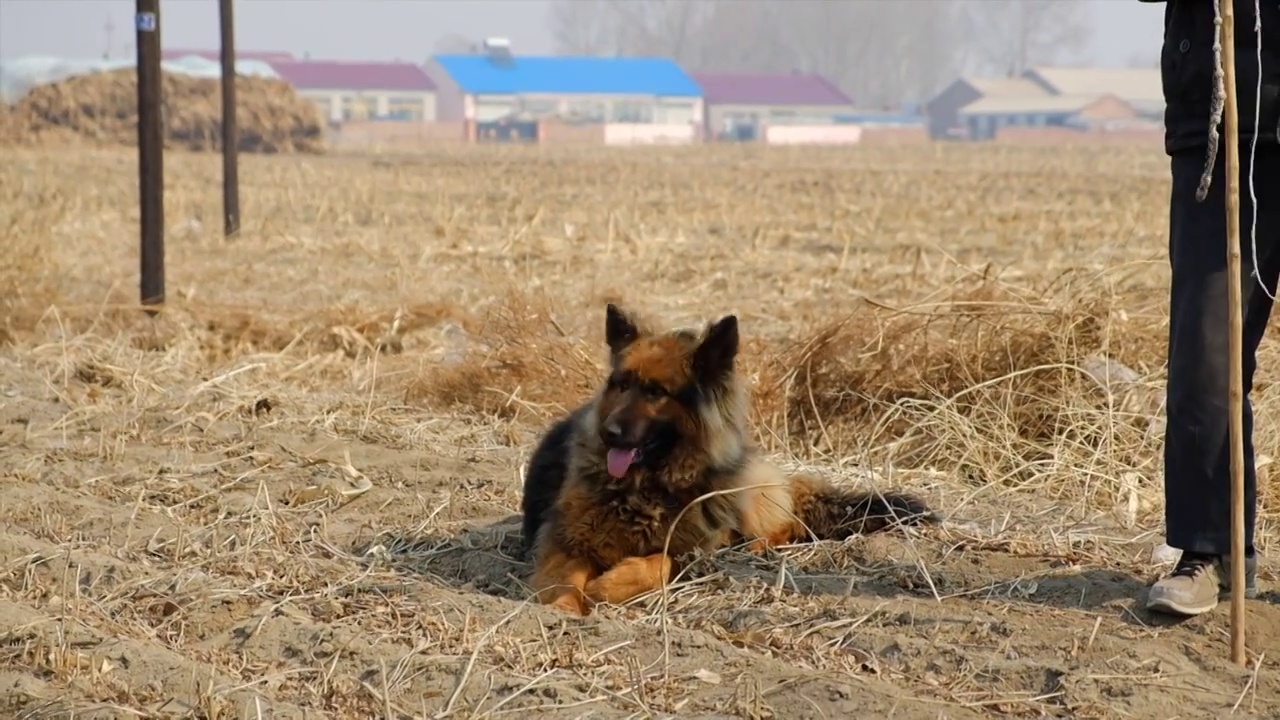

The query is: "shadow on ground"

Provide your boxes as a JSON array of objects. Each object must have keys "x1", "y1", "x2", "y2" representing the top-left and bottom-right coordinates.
[
  {"x1": 353, "y1": 519, "x2": 1008, "y2": 608},
  {"x1": 934, "y1": 559, "x2": 1280, "y2": 628},
  {"x1": 352, "y1": 515, "x2": 533, "y2": 601},
  {"x1": 352, "y1": 515, "x2": 1280, "y2": 636}
]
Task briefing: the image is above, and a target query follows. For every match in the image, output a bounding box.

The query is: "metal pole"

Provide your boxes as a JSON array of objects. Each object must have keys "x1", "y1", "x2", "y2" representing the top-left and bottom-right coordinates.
[
  {"x1": 219, "y1": 0, "x2": 241, "y2": 238},
  {"x1": 1218, "y1": 0, "x2": 1248, "y2": 668},
  {"x1": 136, "y1": 0, "x2": 164, "y2": 310}
]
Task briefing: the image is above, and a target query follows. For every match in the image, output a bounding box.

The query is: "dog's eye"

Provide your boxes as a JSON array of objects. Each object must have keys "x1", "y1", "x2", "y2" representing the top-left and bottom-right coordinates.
[
  {"x1": 610, "y1": 373, "x2": 631, "y2": 392},
  {"x1": 642, "y1": 383, "x2": 667, "y2": 400}
]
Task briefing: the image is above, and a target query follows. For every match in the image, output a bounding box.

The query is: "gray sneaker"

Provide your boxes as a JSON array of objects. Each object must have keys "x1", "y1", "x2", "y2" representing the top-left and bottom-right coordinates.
[{"x1": 1146, "y1": 552, "x2": 1259, "y2": 616}]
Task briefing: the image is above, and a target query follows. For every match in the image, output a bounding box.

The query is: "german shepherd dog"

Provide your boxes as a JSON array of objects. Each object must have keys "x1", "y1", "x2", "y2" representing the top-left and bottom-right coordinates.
[{"x1": 520, "y1": 304, "x2": 938, "y2": 615}]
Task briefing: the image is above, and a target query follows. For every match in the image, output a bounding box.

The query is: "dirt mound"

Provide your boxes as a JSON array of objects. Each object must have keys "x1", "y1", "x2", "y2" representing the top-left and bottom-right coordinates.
[{"x1": 0, "y1": 68, "x2": 325, "y2": 153}]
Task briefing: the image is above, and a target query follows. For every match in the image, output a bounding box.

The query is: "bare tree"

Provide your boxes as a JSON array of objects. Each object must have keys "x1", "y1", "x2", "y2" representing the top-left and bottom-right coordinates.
[
  {"x1": 694, "y1": 2, "x2": 797, "y2": 72},
  {"x1": 544, "y1": 0, "x2": 976, "y2": 106},
  {"x1": 779, "y1": 0, "x2": 967, "y2": 107},
  {"x1": 896, "y1": 2, "x2": 970, "y2": 103},
  {"x1": 547, "y1": 0, "x2": 620, "y2": 56},
  {"x1": 601, "y1": 0, "x2": 720, "y2": 66},
  {"x1": 547, "y1": 0, "x2": 781, "y2": 69},
  {"x1": 961, "y1": 0, "x2": 1093, "y2": 75},
  {"x1": 433, "y1": 33, "x2": 475, "y2": 55}
]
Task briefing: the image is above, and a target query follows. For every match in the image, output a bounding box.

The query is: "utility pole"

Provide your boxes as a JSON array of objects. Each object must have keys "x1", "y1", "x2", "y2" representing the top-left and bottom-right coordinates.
[
  {"x1": 104, "y1": 14, "x2": 115, "y2": 60},
  {"x1": 219, "y1": 0, "x2": 241, "y2": 238},
  {"x1": 135, "y1": 0, "x2": 164, "y2": 311}
]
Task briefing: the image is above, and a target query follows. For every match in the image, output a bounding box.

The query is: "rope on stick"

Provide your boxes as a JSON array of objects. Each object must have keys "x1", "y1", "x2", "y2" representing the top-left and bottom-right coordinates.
[{"x1": 1196, "y1": 0, "x2": 1227, "y2": 202}]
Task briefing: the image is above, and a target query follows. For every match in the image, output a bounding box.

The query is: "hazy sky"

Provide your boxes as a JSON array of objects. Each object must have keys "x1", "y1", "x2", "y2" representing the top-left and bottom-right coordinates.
[{"x1": 0, "y1": 0, "x2": 1164, "y2": 68}]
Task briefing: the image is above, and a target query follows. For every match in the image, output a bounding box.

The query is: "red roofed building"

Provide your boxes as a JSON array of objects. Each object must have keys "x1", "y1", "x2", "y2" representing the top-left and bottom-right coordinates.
[
  {"x1": 692, "y1": 71, "x2": 854, "y2": 140},
  {"x1": 269, "y1": 60, "x2": 438, "y2": 122}
]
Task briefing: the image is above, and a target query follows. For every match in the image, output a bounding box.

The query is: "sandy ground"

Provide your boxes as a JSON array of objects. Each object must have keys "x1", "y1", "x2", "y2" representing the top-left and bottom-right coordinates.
[{"x1": 1, "y1": 142, "x2": 1277, "y2": 719}]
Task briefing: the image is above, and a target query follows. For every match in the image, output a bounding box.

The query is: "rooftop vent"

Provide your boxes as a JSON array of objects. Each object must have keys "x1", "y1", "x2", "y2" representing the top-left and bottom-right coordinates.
[{"x1": 483, "y1": 37, "x2": 513, "y2": 65}]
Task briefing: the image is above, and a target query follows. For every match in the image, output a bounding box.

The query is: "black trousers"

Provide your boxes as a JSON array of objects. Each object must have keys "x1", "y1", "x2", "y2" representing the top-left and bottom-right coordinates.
[{"x1": 1165, "y1": 144, "x2": 1280, "y2": 555}]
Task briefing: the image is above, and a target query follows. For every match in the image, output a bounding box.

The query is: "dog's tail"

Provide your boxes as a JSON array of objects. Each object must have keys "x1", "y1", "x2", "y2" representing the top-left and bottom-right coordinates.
[{"x1": 786, "y1": 474, "x2": 940, "y2": 541}]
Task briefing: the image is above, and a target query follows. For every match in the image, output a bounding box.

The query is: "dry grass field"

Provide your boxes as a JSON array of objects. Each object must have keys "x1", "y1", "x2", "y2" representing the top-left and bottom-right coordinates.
[{"x1": 2, "y1": 141, "x2": 1279, "y2": 719}]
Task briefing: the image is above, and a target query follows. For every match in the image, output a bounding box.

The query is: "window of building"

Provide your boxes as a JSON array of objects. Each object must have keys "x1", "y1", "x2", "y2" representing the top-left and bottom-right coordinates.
[
  {"x1": 654, "y1": 100, "x2": 694, "y2": 124},
  {"x1": 519, "y1": 98, "x2": 560, "y2": 117},
  {"x1": 342, "y1": 95, "x2": 373, "y2": 121},
  {"x1": 611, "y1": 101, "x2": 654, "y2": 123},
  {"x1": 565, "y1": 99, "x2": 606, "y2": 123},
  {"x1": 386, "y1": 96, "x2": 424, "y2": 121}
]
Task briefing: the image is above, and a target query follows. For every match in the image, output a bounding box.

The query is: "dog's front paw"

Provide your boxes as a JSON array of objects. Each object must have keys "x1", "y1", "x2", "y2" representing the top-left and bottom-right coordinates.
[{"x1": 549, "y1": 591, "x2": 592, "y2": 616}]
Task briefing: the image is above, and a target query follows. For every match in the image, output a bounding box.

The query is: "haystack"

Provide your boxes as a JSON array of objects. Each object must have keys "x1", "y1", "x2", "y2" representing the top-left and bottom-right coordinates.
[{"x1": 1, "y1": 67, "x2": 325, "y2": 153}]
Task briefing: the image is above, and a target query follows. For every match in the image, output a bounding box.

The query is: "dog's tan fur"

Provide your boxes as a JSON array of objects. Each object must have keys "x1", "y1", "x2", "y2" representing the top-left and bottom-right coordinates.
[{"x1": 520, "y1": 304, "x2": 938, "y2": 615}]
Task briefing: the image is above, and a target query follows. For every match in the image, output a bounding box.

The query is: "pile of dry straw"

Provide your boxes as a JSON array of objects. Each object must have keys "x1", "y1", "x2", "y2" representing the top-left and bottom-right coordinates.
[{"x1": 0, "y1": 68, "x2": 325, "y2": 154}]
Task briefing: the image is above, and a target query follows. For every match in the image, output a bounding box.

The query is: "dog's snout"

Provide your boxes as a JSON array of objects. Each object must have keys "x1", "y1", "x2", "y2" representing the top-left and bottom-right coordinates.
[{"x1": 602, "y1": 421, "x2": 624, "y2": 445}]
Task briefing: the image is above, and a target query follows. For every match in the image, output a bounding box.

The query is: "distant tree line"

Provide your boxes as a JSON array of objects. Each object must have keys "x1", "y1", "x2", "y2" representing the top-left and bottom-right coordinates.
[{"x1": 544, "y1": 0, "x2": 1095, "y2": 107}]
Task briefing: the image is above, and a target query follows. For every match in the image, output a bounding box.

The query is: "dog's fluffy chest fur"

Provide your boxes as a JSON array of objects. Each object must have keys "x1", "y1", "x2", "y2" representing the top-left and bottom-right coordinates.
[{"x1": 559, "y1": 467, "x2": 736, "y2": 568}]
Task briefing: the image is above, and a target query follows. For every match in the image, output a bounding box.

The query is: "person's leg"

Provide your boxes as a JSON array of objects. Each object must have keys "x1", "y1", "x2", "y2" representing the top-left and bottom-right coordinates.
[{"x1": 1148, "y1": 144, "x2": 1280, "y2": 616}]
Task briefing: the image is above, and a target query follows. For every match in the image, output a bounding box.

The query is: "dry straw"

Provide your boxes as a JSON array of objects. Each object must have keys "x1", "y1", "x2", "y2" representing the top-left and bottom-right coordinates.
[
  {"x1": 0, "y1": 140, "x2": 1276, "y2": 717},
  {"x1": 1, "y1": 68, "x2": 325, "y2": 153}
]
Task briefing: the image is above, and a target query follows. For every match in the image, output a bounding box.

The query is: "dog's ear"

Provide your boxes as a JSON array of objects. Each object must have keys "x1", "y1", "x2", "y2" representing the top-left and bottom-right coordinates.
[
  {"x1": 605, "y1": 303, "x2": 640, "y2": 355},
  {"x1": 693, "y1": 314, "x2": 739, "y2": 384}
]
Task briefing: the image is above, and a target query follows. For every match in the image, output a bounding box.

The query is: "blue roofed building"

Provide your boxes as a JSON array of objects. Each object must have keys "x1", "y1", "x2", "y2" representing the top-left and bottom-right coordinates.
[{"x1": 426, "y1": 39, "x2": 704, "y2": 128}]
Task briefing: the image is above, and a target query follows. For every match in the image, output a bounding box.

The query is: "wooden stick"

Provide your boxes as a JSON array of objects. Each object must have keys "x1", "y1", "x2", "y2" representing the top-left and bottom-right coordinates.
[
  {"x1": 1218, "y1": 0, "x2": 1248, "y2": 667},
  {"x1": 219, "y1": 0, "x2": 241, "y2": 238},
  {"x1": 135, "y1": 0, "x2": 164, "y2": 312}
]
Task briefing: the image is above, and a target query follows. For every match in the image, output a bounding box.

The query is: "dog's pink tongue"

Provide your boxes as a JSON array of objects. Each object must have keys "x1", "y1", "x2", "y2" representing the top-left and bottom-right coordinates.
[{"x1": 606, "y1": 448, "x2": 637, "y2": 478}]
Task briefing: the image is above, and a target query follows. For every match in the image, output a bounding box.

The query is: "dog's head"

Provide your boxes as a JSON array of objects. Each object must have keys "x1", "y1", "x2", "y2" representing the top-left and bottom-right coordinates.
[{"x1": 592, "y1": 303, "x2": 745, "y2": 479}]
